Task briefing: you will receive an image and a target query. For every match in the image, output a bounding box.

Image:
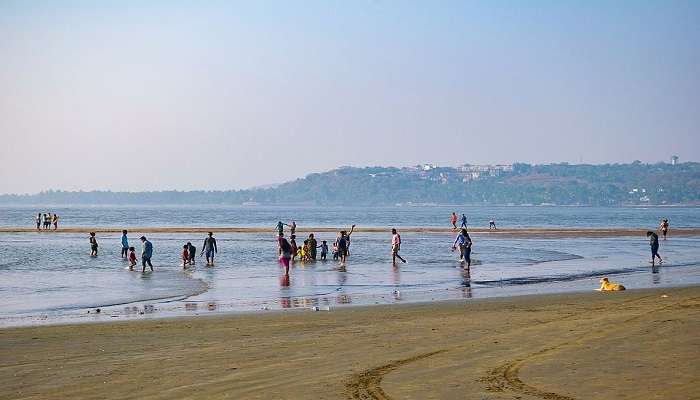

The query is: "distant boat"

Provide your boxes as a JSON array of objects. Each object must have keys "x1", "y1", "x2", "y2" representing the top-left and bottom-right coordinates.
[{"x1": 242, "y1": 200, "x2": 260, "y2": 206}]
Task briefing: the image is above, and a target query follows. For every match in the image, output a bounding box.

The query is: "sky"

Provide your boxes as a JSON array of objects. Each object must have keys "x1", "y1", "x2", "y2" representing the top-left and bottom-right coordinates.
[{"x1": 1, "y1": 0, "x2": 699, "y2": 194}]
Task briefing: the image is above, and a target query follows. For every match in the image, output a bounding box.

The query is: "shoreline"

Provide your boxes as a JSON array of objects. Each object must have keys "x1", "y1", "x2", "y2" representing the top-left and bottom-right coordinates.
[
  {"x1": 2, "y1": 286, "x2": 699, "y2": 399},
  {"x1": 2, "y1": 226, "x2": 700, "y2": 237}
]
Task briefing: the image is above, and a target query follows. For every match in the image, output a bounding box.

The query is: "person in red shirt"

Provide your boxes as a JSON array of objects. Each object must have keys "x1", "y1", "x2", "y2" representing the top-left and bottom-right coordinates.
[
  {"x1": 182, "y1": 244, "x2": 190, "y2": 268},
  {"x1": 450, "y1": 212, "x2": 458, "y2": 230},
  {"x1": 128, "y1": 247, "x2": 137, "y2": 271}
]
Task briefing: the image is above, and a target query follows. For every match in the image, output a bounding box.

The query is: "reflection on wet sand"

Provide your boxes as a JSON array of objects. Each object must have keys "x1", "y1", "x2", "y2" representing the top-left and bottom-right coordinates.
[{"x1": 461, "y1": 267, "x2": 473, "y2": 299}]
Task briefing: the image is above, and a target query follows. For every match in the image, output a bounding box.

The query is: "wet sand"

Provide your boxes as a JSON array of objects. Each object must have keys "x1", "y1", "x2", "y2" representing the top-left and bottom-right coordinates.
[
  {"x1": 3, "y1": 226, "x2": 699, "y2": 238},
  {"x1": 2, "y1": 287, "x2": 699, "y2": 400}
]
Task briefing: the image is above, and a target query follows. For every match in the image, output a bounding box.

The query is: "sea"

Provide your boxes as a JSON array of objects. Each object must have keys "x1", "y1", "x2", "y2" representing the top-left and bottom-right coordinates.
[{"x1": 1, "y1": 204, "x2": 699, "y2": 327}]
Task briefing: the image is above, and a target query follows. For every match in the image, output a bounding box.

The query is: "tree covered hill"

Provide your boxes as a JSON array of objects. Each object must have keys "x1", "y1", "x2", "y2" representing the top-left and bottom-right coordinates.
[{"x1": 2, "y1": 162, "x2": 699, "y2": 206}]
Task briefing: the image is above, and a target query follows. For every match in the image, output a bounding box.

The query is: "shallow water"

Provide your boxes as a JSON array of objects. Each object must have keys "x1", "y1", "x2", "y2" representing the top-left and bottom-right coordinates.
[
  {"x1": 2, "y1": 204, "x2": 699, "y2": 228},
  {"x1": 1, "y1": 230, "x2": 699, "y2": 327}
]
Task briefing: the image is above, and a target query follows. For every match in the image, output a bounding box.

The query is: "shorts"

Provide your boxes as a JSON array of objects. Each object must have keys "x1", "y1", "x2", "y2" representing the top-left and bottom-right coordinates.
[
  {"x1": 651, "y1": 245, "x2": 659, "y2": 257},
  {"x1": 280, "y1": 256, "x2": 291, "y2": 268},
  {"x1": 91, "y1": 244, "x2": 98, "y2": 251},
  {"x1": 206, "y1": 249, "x2": 215, "y2": 258}
]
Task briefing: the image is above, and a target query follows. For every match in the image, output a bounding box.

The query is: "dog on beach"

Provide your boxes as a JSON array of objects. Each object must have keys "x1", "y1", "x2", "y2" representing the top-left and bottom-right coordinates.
[{"x1": 599, "y1": 277, "x2": 626, "y2": 291}]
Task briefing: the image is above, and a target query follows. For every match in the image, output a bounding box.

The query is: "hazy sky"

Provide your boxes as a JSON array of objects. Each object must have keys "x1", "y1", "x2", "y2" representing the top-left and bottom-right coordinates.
[{"x1": 1, "y1": 1, "x2": 698, "y2": 194}]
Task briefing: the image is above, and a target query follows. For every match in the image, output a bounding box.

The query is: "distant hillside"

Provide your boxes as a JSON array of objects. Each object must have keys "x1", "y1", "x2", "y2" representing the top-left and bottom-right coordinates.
[{"x1": 2, "y1": 162, "x2": 699, "y2": 206}]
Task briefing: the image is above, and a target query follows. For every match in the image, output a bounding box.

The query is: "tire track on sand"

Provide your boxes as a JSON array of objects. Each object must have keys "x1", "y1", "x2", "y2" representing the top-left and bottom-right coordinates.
[
  {"x1": 482, "y1": 295, "x2": 700, "y2": 400},
  {"x1": 346, "y1": 350, "x2": 446, "y2": 400}
]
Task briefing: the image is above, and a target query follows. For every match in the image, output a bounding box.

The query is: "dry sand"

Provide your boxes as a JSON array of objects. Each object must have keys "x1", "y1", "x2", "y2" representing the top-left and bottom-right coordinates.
[
  {"x1": 3, "y1": 226, "x2": 699, "y2": 238},
  {"x1": 2, "y1": 287, "x2": 699, "y2": 399}
]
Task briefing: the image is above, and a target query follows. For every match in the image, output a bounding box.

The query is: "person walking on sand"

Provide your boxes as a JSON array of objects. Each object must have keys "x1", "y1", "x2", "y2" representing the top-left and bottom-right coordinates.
[
  {"x1": 201, "y1": 232, "x2": 218, "y2": 266},
  {"x1": 451, "y1": 212, "x2": 458, "y2": 230},
  {"x1": 89, "y1": 232, "x2": 98, "y2": 256},
  {"x1": 140, "y1": 236, "x2": 154, "y2": 272},
  {"x1": 43, "y1": 213, "x2": 50, "y2": 230},
  {"x1": 489, "y1": 220, "x2": 497, "y2": 230},
  {"x1": 52, "y1": 213, "x2": 59, "y2": 230},
  {"x1": 120, "y1": 230, "x2": 129, "y2": 258},
  {"x1": 660, "y1": 219, "x2": 669, "y2": 240},
  {"x1": 647, "y1": 231, "x2": 662, "y2": 266},
  {"x1": 391, "y1": 228, "x2": 406, "y2": 264},
  {"x1": 460, "y1": 214, "x2": 468, "y2": 229},
  {"x1": 452, "y1": 228, "x2": 472, "y2": 268},
  {"x1": 35, "y1": 213, "x2": 41, "y2": 230}
]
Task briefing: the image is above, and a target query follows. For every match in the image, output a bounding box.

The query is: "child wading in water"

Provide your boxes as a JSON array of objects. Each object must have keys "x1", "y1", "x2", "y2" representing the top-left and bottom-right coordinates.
[
  {"x1": 290, "y1": 235, "x2": 298, "y2": 261},
  {"x1": 320, "y1": 240, "x2": 329, "y2": 260},
  {"x1": 128, "y1": 247, "x2": 137, "y2": 270},
  {"x1": 89, "y1": 232, "x2": 98, "y2": 256},
  {"x1": 182, "y1": 244, "x2": 190, "y2": 268}
]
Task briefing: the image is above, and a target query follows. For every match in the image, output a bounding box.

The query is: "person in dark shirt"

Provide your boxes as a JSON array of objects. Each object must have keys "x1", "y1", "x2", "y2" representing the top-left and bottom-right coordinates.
[
  {"x1": 201, "y1": 232, "x2": 218, "y2": 266},
  {"x1": 187, "y1": 242, "x2": 196, "y2": 265},
  {"x1": 647, "y1": 231, "x2": 662, "y2": 266}
]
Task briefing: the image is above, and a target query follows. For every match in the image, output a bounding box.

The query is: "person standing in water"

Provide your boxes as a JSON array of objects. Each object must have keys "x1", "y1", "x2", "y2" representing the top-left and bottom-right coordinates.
[
  {"x1": 182, "y1": 245, "x2": 190, "y2": 268},
  {"x1": 336, "y1": 231, "x2": 349, "y2": 265},
  {"x1": 460, "y1": 214, "x2": 468, "y2": 229},
  {"x1": 308, "y1": 233, "x2": 318, "y2": 260},
  {"x1": 290, "y1": 221, "x2": 297, "y2": 235},
  {"x1": 391, "y1": 228, "x2": 406, "y2": 264},
  {"x1": 140, "y1": 236, "x2": 154, "y2": 272},
  {"x1": 647, "y1": 231, "x2": 662, "y2": 265},
  {"x1": 201, "y1": 232, "x2": 218, "y2": 266},
  {"x1": 489, "y1": 220, "x2": 497, "y2": 230},
  {"x1": 89, "y1": 232, "x2": 98, "y2": 256},
  {"x1": 43, "y1": 213, "x2": 50, "y2": 229},
  {"x1": 451, "y1": 212, "x2": 458, "y2": 230},
  {"x1": 452, "y1": 228, "x2": 473, "y2": 268},
  {"x1": 187, "y1": 242, "x2": 196, "y2": 265},
  {"x1": 345, "y1": 224, "x2": 356, "y2": 255},
  {"x1": 660, "y1": 219, "x2": 669, "y2": 240},
  {"x1": 320, "y1": 240, "x2": 329, "y2": 260},
  {"x1": 278, "y1": 233, "x2": 292, "y2": 275},
  {"x1": 120, "y1": 230, "x2": 129, "y2": 258},
  {"x1": 276, "y1": 221, "x2": 286, "y2": 236}
]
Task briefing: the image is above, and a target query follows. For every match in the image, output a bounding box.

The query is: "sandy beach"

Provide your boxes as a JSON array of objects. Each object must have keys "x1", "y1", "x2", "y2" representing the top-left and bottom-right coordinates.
[
  {"x1": 2, "y1": 226, "x2": 700, "y2": 238},
  {"x1": 2, "y1": 286, "x2": 699, "y2": 399}
]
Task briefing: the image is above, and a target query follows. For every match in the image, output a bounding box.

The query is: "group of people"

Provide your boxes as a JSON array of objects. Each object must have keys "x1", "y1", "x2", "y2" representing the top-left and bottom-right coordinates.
[
  {"x1": 449, "y1": 212, "x2": 496, "y2": 230},
  {"x1": 35, "y1": 212, "x2": 59, "y2": 230},
  {"x1": 78, "y1": 215, "x2": 670, "y2": 279},
  {"x1": 90, "y1": 230, "x2": 154, "y2": 272},
  {"x1": 276, "y1": 224, "x2": 357, "y2": 274}
]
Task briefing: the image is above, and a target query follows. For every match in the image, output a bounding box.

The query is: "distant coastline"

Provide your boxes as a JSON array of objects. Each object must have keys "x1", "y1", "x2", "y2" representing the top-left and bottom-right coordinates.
[{"x1": 2, "y1": 161, "x2": 699, "y2": 206}]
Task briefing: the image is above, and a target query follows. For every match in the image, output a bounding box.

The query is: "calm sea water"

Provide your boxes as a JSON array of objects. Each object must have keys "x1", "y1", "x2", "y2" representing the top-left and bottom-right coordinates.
[
  {"x1": 1, "y1": 205, "x2": 699, "y2": 327},
  {"x1": 2, "y1": 204, "x2": 699, "y2": 228}
]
